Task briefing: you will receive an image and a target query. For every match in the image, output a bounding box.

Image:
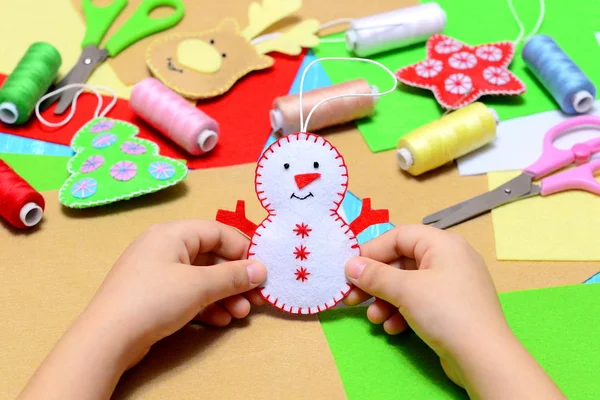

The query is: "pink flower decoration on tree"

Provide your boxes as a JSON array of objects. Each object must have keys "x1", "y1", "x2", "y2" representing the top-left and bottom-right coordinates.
[
  {"x1": 81, "y1": 155, "x2": 104, "y2": 173},
  {"x1": 90, "y1": 119, "x2": 114, "y2": 133},
  {"x1": 121, "y1": 141, "x2": 147, "y2": 155},
  {"x1": 396, "y1": 34, "x2": 525, "y2": 109},
  {"x1": 110, "y1": 161, "x2": 137, "y2": 181}
]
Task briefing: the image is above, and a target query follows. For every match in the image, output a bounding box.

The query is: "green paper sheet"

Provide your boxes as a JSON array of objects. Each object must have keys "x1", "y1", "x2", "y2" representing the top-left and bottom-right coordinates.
[
  {"x1": 313, "y1": 0, "x2": 600, "y2": 152},
  {"x1": 0, "y1": 153, "x2": 69, "y2": 192},
  {"x1": 319, "y1": 284, "x2": 600, "y2": 399}
]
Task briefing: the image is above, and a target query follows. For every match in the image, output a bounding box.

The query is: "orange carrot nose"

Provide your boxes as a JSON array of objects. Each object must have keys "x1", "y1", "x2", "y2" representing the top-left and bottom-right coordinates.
[{"x1": 294, "y1": 173, "x2": 321, "y2": 189}]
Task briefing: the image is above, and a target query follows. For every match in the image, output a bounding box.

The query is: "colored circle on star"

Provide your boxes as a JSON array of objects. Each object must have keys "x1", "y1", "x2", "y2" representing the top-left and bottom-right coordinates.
[
  {"x1": 71, "y1": 177, "x2": 97, "y2": 199},
  {"x1": 448, "y1": 52, "x2": 477, "y2": 70},
  {"x1": 80, "y1": 155, "x2": 104, "y2": 173},
  {"x1": 435, "y1": 38, "x2": 462, "y2": 54},
  {"x1": 148, "y1": 161, "x2": 175, "y2": 180},
  {"x1": 110, "y1": 161, "x2": 137, "y2": 181},
  {"x1": 483, "y1": 66, "x2": 510, "y2": 86},
  {"x1": 121, "y1": 141, "x2": 147, "y2": 155},
  {"x1": 475, "y1": 45, "x2": 503, "y2": 62},
  {"x1": 445, "y1": 73, "x2": 473, "y2": 95},
  {"x1": 415, "y1": 59, "x2": 443, "y2": 78},
  {"x1": 92, "y1": 133, "x2": 117, "y2": 149},
  {"x1": 89, "y1": 120, "x2": 114, "y2": 133}
]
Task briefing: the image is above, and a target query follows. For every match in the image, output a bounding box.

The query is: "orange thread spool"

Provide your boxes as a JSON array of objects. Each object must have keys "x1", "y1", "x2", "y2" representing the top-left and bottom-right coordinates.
[{"x1": 270, "y1": 79, "x2": 377, "y2": 135}]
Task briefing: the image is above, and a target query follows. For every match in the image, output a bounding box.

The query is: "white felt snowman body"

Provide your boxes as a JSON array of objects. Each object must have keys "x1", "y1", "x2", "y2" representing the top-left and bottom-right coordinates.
[
  {"x1": 249, "y1": 133, "x2": 359, "y2": 314},
  {"x1": 217, "y1": 132, "x2": 389, "y2": 315}
]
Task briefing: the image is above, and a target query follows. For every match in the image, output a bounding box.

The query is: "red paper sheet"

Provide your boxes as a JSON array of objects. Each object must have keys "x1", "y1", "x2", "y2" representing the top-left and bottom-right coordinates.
[{"x1": 0, "y1": 52, "x2": 303, "y2": 169}]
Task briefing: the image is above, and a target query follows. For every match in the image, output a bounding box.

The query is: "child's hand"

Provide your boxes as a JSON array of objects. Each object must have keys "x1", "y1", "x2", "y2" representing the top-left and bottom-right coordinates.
[
  {"x1": 343, "y1": 225, "x2": 565, "y2": 399},
  {"x1": 87, "y1": 220, "x2": 267, "y2": 365}
]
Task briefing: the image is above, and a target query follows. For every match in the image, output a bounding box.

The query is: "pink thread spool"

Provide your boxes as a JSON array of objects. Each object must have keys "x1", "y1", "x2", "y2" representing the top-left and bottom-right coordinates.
[{"x1": 130, "y1": 78, "x2": 219, "y2": 155}]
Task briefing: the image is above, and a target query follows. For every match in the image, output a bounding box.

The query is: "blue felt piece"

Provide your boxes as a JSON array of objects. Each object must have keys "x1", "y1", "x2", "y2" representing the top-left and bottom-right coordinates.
[
  {"x1": 584, "y1": 272, "x2": 600, "y2": 284},
  {"x1": 0, "y1": 132, "x2": 73, "y2": 156}
]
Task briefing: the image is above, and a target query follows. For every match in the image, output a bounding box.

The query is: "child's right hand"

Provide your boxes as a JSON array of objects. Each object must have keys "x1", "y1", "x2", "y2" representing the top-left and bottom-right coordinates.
[{"x1": 344, "y1": 225, "x2": 565, "y2": 399}]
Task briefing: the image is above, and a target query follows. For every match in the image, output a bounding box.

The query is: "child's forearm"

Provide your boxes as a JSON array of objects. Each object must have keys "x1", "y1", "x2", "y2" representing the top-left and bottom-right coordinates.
[
  {"x1": 18, "y1": 305, "x2": 133, "y2": 400},
  {"x1": 456, "y1": 327, "x2": 565, "y2": 400}
]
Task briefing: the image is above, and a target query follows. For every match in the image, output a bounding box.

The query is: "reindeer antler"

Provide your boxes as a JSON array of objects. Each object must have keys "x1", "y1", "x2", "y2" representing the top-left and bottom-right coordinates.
[
  {"x1": 242, "y1": 0, "x2": 302, "y2": 40},
  {"x1": 254, "y1": 19, "x2": 320, "y2": 56}
]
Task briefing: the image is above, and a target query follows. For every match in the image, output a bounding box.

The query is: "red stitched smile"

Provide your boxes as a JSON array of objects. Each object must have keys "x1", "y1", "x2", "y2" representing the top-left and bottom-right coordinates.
[{"x1": 290, "y1": 192, "x2": 314, "y2": 200}]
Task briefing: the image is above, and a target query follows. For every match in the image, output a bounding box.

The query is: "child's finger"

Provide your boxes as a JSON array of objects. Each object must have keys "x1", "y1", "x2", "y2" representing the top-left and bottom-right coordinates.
[
  {"x1": 194, "y1": 303, "x2": 232, "y2": 326},
  {"x1": 367, "y1": 298, "x2": 397, "y2": 324},
  {"x1": 343, "y1": 287, "x2": 371, "y2": 305},
  {"x1": 218, "y1": 295, "x2": 251, "y2": 319},
  {"x1": 244, "y1": 289, "x2": 267, "y2": 306},
  {"x1": 383, "y1": 312, "x2": 409, "y2": 335}
]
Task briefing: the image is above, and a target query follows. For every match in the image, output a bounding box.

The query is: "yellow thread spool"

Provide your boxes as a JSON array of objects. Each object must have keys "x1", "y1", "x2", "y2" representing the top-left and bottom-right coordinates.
[{"x1": 396, "y1": 102, "x2": 498, "y2": 176}]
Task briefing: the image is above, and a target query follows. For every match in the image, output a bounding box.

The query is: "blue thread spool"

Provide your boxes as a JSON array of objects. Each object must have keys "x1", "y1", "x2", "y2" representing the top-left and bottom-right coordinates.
[{"x1": 523, "y1": 35, "x2": 596, "y2": 114}]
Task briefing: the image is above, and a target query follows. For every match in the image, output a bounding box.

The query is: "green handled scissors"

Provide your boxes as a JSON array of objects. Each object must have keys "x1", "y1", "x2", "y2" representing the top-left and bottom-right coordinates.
[{"x1": 42, "y1": 0, "x2": 184, "y2": 114}]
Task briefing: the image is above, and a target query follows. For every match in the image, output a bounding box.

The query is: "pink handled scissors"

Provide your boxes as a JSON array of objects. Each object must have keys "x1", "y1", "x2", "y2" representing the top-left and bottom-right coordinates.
[{"x1": 423, "y1": 115, "x2": 600, "y2": 229}]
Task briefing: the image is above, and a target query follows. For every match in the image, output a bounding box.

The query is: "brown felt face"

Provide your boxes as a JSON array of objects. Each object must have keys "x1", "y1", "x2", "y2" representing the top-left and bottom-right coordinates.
[{"x1": 146, "y1": 19, "x2": 274, "y2": 99}]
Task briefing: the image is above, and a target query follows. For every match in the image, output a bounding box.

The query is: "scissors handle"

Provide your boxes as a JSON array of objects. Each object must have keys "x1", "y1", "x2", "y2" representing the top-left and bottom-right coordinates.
[
  {"x1": 104, "y1": 0, "x2": 185, "y2": 57},
  {"x1": 81, "y1": 0, "x2": 128, "y2": 48},
  {"x1": 524, "y1": 115, "x2": 600, "y2": 179},
  {"x1": 540, "y1": 159, "x2": 600, "y2": 196}
]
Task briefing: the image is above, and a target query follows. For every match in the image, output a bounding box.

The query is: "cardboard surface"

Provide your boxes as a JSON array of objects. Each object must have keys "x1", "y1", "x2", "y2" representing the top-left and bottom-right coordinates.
[
  {"x1": 320, "y1": 283, "x2": 600, "y2": 399},
  {"x1": 314, "y1": 0, "x2": 600, "y2": 152},
  {"x1": 489, "y1": 171, "x2": 600, "y2": 261},
  {"x1": 70, "y1": 0, "x2": 412, "y2": 85},
  {"x1": 2, "y1": 128, "x2": 598, "y2": 398}
]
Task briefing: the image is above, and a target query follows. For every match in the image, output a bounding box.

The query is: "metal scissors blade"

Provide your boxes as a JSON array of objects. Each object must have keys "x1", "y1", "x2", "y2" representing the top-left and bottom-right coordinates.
[
  {"x1": 39, "y1": 46, "x2": 108, "y2": 115},
  {"x1": 423, "y1": 173, "x2": 540, "y2": 230}
]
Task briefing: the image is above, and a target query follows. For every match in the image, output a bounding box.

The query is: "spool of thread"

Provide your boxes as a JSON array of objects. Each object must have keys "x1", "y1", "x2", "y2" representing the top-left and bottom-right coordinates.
[
  {"x1": 345, "y1": 3, "x2": 446, "y2": 57},
  {"x1": 130, "y1": 78, "x2": 219, "y2": 155},
  {"x1": 0, "y1": 160, "x2": 45, "y2": 229},
  {"x1": 271, "y1": 79, "x2": 377, "y2": 135},
  {"x1": 523, "y1": 35, "x2": 596, "y2": 114},
  {"x1": 0, "y1": 42, "x2": 61, "y2": 125},
  {"x1": 397, "y1": 102, "x2": 497, "y2": 176}
]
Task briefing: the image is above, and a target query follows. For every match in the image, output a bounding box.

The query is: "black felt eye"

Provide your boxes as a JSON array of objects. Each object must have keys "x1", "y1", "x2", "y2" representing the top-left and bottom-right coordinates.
[
  {"x1": 210, "y1": 39, "x2": 215, "y2": 44},
  {"x1": 313, "y1": 162, "x2": 319, "y2": 169},
  {"x1": 284, "y1": 163, "x2": 290, "y2": 170},
  {"x1": 222, "y1": 53, "x2": 227, "y2": 58}
]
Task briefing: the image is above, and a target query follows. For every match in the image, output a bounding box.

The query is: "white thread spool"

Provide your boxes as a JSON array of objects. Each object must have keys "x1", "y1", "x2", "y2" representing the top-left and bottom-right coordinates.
[{"x1": 345, "y1": 3, "x2": 447, "y2": 57}]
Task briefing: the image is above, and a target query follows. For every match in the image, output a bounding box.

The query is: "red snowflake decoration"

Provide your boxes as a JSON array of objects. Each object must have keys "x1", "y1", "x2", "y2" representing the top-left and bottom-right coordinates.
[
  {"x1": 294, "y1": 267, "x2": 311, "y2": 282},
  {"x1": 293, "y1": 223, "x2": 312, "y2": 238},
  {"x1": 396, "y1": 34, "x2": 526, "y2": 109},
  {"x1": 293, "y1": 244, "x2": 310, "y2": 261}
]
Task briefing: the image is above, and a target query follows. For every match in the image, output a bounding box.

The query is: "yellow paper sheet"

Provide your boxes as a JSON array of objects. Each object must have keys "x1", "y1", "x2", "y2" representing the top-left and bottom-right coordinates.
[
  {"x1": 489, "y1": 171, "x2": 600, "y2": 261},
  {"x1": 0, "y1": 0, "x2": 131, "y2": 99}
]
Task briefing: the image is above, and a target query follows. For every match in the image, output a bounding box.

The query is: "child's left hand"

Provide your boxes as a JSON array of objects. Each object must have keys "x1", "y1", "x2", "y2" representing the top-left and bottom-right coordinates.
[{"x1": 89, "y1": 220, "x2": 268, "y2": 366}]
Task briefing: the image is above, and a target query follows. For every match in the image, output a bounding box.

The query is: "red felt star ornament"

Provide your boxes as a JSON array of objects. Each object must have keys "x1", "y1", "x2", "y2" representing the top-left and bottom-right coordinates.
[
  {"x1": 294, "y1": 267, "x2": 311, "y2": 282},
  {"x1": 293, "y1": 244, "x2": 310, "y2": 261},
  {"x1": 396, "y1": 34, "x2": 526, "y2": 109},
  {"x1": 293, "y1": 223, "x2": 312, "y2": 238}
]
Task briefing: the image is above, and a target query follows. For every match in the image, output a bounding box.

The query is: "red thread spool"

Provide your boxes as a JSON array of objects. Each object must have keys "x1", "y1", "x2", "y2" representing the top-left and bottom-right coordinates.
[{"x1": 0, "y1": 160, "x2": 45, "y2": 229}]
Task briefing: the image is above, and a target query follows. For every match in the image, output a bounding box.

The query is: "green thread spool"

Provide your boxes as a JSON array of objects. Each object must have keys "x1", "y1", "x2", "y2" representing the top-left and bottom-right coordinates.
[{"x1": 0, "y1": 42, "x2": 61, "y2": 125}]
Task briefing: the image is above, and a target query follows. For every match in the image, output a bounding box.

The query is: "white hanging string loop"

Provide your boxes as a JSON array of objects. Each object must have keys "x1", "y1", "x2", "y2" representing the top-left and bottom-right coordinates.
[
  {"x1": 508, "y1": 0, "x2": 546, "y2": 45},
  {"x1": 298, "y1": 57, "x2": 398, "y2": 133},
  {"x1": 35, "y1": 84, "x2": 118, "y2": 128}
]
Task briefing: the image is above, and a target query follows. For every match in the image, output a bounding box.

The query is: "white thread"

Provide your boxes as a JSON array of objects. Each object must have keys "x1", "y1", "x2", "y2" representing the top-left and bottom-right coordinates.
[
  {"x1": 299, "y1": 57, "x2": 398, "y2": 132},
  {"x1": 35, "y1": 84, "x2": 118, "y2": 128},
  {"x1": 509, "y1": 0, "x2": 546, "y2": 45}
]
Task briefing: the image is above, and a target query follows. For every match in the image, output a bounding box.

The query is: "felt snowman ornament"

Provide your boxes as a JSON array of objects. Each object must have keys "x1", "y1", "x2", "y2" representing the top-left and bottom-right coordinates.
[{"x1": 217, "y1": 132, "x2": 389, "y2": 314}]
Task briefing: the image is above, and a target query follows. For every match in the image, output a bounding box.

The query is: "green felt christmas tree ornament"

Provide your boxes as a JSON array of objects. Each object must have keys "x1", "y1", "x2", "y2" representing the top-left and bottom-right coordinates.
[{"x1": 59, "y1": 117, "x2": 187, "y2": 208}]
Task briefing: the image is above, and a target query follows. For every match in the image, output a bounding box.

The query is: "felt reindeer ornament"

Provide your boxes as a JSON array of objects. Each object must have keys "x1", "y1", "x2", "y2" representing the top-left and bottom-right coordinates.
[{"x1": 146, "y1": 0, "x2": 320, "y2": 99}]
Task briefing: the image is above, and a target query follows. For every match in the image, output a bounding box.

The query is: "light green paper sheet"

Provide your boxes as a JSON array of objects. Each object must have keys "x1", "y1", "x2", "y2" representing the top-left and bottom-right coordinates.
[
  {"x1": 0, "y1": 153, "x2": 70, "y2": 192},
  {"x1": 319, "y1": 284, "x2": 600, "y2": 399},
  {"x1": 313, "y1": 0, "x2": 600, "y2": 152}
]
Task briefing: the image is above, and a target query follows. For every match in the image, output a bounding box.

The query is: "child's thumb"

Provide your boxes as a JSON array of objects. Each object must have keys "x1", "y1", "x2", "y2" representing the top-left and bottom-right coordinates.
[
  {"x1": 345, "y1": 256, "x2": 413, "y2": 308},
  {"x1": 195, "y1": 260, "x2": 267, "y2": 305}
]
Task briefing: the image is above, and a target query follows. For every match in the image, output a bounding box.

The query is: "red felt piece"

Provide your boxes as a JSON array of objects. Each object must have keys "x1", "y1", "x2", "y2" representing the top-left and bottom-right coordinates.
[
  {"x1": 216, "y1": 200, "x2": 258, "y2": 238},
  {"x1": 0, "y1": 51, "x2": 304, "y2": 170},
  {"x1": 396, "y1": 35, "x2": 525, "y2": 110},
  {"x1": 349, "y1": 198, "x2": 389, "y2": 236},
  {"x1": 294, "y1": 173, "x2": 321, "y2": 189}
]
